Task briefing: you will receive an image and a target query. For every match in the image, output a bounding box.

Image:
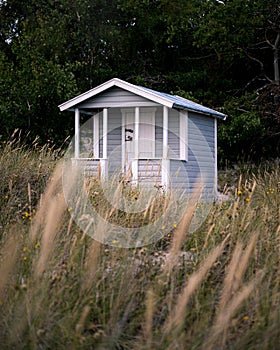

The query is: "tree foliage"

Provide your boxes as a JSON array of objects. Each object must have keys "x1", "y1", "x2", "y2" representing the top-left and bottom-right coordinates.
[{"x1": 0, "y1": 0, "x2": 279, "y2": 160}]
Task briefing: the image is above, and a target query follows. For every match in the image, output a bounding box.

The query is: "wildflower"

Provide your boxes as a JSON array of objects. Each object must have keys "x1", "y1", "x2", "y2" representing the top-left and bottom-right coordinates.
[
  {"x1": 237, "y1": 190, "x2": 242, "y2": 195},
  {"x1": 245, "y1": 197, "x2": 250, "y2": 202},
  {"x1": 22, "y1": 246, "x2": 28, "y2": 252},
  {"x1": 68, "y1": 207, "x2": 73, "y2": 212},
  {"x1": 161, "y1": 225, "x2": 166, "y2": 230},
  {"x1": 4, "y1": 195, "x2": 8, "y2": 199},
  {"x1": 112, "y1": 239, "x2": 118, "y2": 244},
  {"x1": 34, "y1": 243, "x2": 40, "y2": 249},
  {"x1": 167, "y1": 233, "x2": 171, "y2": 238},
  {"x1": 243, "y1": 315, "x2": 249, "y2": 321},
  {"x1": 24, "y1": 212, "x2": 30, "y2": 218},
  {"x1": 23, "y1": 256, "x2": 28, "y2": 261},
  {"x1": 185, "y1": 273, "x2": 190, "y2": 278},
  {"x1": 173, "y1": 223, "x2": 177, "y2": 228}
]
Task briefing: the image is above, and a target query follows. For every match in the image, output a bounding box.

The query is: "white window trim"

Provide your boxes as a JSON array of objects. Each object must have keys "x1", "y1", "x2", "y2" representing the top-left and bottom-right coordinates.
[{"x1": 180, "y1": 111, "x2": 188, "y2": 161}]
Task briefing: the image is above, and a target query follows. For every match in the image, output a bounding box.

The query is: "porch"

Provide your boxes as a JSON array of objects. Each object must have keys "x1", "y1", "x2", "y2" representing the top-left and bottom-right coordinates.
[
  {"x1": 72, "y1": 157, "x2": 172, "y2": 190},
  {"x1": 72, "y1": 105, "x2": 187, "y2": 190}
]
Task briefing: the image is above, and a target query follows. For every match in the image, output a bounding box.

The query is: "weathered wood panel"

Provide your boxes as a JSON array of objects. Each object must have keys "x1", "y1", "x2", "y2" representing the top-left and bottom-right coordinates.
[
  {"x1": 138, "y1": 159, "x2": 162, "y2": 185},
  {"x1": 72, "y1": 158, "x2": 101, "y2": 178}
]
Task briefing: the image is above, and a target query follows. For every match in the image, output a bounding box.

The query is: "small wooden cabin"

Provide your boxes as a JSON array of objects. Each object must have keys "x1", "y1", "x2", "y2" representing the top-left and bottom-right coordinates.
[{"x1": 59, "y1": 78, "x2": 226, "y2": 196}]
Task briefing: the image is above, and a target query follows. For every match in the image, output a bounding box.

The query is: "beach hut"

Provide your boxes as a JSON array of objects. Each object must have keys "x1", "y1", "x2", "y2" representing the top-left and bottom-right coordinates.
[{"x1": 59, "y1": 78, "x2": 226, "y2": 196}]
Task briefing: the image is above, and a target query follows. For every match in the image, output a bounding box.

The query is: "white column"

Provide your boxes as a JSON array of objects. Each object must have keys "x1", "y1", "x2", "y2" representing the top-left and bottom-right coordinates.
[
  {"x1": 163, "y1": 106, "x2": 168, "y2": 159},
  {"x1": 75, "y1": 108, "x2": 80, "y2": 158},
  {"x1": 133, "y1": 107, "x2": 140, "y2": 184},
  {"x1": 161, "y1": 159, "x2": 170, "y2": 191},
  {"x1": 93, "y1": 114, "x2": 99, "y2": 158},
  {"x1": 134, "y1": 107, "x2": 139, "y2": 158},
  {"x1": 103, "y1": 108, "x2": 108, "y2": 159}
]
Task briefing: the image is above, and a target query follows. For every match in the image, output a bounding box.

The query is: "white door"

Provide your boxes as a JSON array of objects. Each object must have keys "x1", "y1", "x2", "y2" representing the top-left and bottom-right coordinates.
[{"x1": 123, "y1": 109, "x2": 155, "y2": 172}]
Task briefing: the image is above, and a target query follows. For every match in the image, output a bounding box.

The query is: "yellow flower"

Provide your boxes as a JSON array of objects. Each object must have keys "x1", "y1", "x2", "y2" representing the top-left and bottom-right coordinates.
[
  {"x1": 243, "y1": 315, "x2": 249, "y2": 321},
  {"x1": 4, "y1": 195, "x2": 8, "y2": 199},
  {"x1": 68, "y1": 207, "x2": 73, "y2": 212},
  {"x1": 161, "y1": 225, "x2": 166, "y2": 230},
  {"x1": 173, "y1": 223, "x2": 177, "y2": 228},
  {"x1": 245, "y1": 197, "x2": 250, "y2": 202},
  {"x1": 34, "y1": 243, "x2": 40, "y2": 249},
  {"x1": 22, "y1": 246, "x2": 28, "y2": 252},
  {"x1": 237, "y1": 190, "x2": 242, "y2": 195},
  {"x1": 24, "y1": 212, "x2": 29, "y2": 218},
  {"x1": 23, "y1": 256, "x2": 28, "y2": 261},
  {"x1": 112, "y1": 239, "x2": 118, "y2": 244}
]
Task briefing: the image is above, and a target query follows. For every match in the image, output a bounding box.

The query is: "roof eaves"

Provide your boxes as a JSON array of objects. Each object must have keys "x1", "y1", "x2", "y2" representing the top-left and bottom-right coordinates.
[
  {"x1": 58, "y1": 78, "x2": 174, "y2": 111},
  {"x1": 58, "y1": 78, "x2": 117, "y2": 111},
  {"x1": 173, "y1": 103, "x2": 227, "y2": 120},
  {"x1": 113, "y1": 80, "x2": 174, "y2": 108}
]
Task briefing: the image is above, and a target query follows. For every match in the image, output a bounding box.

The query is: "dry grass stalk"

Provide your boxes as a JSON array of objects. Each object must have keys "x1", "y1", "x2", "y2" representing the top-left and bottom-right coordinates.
[
  {"x1": 82, "y1": 240, "x2": 101, "y2": 290},
  {"x1": 219, "y1": 242, "x2": 243, "y2": 311},
  {"x1": 164, "y1": 234, "x2": 230, "y2": 335},
  {"x1": 205, "y1": 270, "x2": 265, "y2": 350},
  {"x1": 202, "y1": 223, "x2": 215, "y2": 250},
  {"x1": 0, "y1": 233, "x2": 19, "y2": 304},
  {"x1": 34, "y1": 192, "x2": 67, "y2": 278},
  {"x1": 219, "y1": 234, "x2": 257, "y2": 311},
  {"x1": 75, "y1": 305, "x2": 91, "y2": 334},
  {"x1": 30, "y1": 162, "x2": 64, "y2": 241},
  {"x1": 142, "y1": 288, "x2": 155, "y2": 349},
  {"x1": 163, "y1": 181, "x2": 202, "y2": 272}
]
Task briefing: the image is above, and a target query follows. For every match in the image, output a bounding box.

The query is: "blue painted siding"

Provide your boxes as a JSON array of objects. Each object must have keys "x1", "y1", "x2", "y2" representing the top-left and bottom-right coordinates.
[
  {"x1": 78, "y1": 87, "x2": 160, "y2": 108},
  {"x1": 187, "y1": 112, "x2": 215, "y2": 195}
]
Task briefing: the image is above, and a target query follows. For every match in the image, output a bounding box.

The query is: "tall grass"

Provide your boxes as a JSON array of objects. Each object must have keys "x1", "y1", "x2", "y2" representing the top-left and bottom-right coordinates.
[{"x1": 0, "y1": 138, "x2": 279, "y2": 349}]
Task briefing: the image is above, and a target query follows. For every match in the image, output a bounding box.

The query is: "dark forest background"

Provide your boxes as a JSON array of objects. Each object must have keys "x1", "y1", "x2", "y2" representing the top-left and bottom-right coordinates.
[{"x1": 0, "y1": 0, "x2": 279, "y2": 164}]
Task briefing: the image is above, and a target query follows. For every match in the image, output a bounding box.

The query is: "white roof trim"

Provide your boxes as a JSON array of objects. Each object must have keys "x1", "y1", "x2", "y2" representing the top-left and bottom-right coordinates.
[{"x1": 58, "y1": 78, "x2": 174, "y2": 111}]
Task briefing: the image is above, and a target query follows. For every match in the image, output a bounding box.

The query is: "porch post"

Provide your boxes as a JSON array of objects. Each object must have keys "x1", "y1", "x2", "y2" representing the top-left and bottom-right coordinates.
[
  {"x1": 163, "y1": 106, "x2": 168, "y2": 159},
  {"x1": 135, "y1": 107, "x2": 139, "y2": 158},
  {"x1": 101, "y1": 108, "x2": 108, "y2": 181},
  {"x1": 133, "y1": 107, "x2": 140, "y2": 184},
  {"x1": 75, "y1": 108, "x2": 80, "y2": 158},
  {"x1": 162, "y1": 106, "x2": 170, "y2": 190},
  {"x1": 103, "y1": 108, "x2": 108, "y2": 159}
]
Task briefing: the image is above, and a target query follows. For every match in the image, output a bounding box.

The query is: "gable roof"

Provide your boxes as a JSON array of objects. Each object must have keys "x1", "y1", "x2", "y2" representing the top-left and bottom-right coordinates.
[{"x1": 58, "y1": 78, "x2": 227, "y2": 120}]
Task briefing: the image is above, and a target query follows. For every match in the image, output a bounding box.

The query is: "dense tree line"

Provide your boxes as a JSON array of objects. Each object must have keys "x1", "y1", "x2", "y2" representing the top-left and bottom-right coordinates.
[{"x1": 0, "y1": 0, "x2": 279, "y2": 162}]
